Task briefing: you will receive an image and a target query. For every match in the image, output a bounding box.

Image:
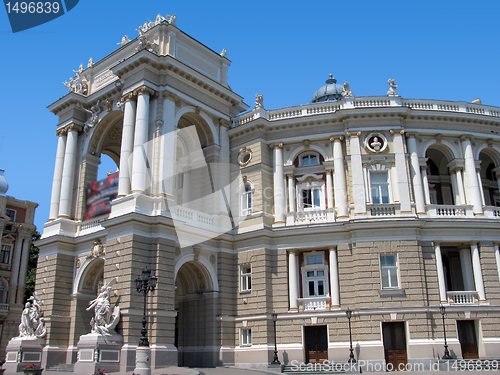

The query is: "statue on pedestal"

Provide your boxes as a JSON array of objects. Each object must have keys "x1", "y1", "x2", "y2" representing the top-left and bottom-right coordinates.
[
  {"x1": 18, "y1": 293, "x2": 46, "y2": 339},
  {"x1": 86, "y1": 279, "x2": 120, "y2": 336}
]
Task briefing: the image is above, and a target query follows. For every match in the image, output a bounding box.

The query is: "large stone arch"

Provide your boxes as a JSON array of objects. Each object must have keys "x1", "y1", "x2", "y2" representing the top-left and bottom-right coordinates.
[
  {"x1": 287, "y1": 143, "x2": 330, "y2": 166},
  {"x1": 85, "y1": 110, "x2": 124, "y2": 162},
  {"x1": 175, "y1": 106, "x2": 219, "y2": 147},
  {"x1": 420, "y1": 137, "x2": 460, "y2": 161},
  {"x1": 73, "y1": 257, "x2": 105, "y2": 296},
  {"x1": 174, "y1": 252, "x2": 220, "y2": 367}
]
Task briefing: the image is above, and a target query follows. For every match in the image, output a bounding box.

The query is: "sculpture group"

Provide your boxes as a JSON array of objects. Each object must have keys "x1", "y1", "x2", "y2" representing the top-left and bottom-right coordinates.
[
  {"x1": 86, "y1": 279, "x2": 120, "y2": 336},
  {"x1": 18, "y1": 293, "x2": 46, "y2": 339}
]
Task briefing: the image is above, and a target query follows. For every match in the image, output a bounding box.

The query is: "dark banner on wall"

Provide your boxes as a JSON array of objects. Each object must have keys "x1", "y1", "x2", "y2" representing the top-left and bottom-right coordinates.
[{"x1": 84, "y1": 172, "x2": 118, "y2": 221}]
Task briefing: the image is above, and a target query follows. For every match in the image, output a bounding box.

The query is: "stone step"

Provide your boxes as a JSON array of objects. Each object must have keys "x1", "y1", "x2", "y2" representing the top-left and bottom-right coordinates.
[{"x1": 47, "y1": 364, "x2": 75, "y2": 372}]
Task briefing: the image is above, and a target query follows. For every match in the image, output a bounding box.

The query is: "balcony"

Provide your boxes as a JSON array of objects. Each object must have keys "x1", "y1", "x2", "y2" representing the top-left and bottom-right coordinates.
[
  {"x1": 427, "y1": 204, "x2": 474, "y2": 218},
  {"x1": 297, "y1": 297, "x2": 330, "y2": 311},
  {"x1": 484, "y1": 206, "x2": 500, "y2": 218},
  {"x1": 285, "y1": 209, "x2": 335, "y2": 226},
  {"x1": 367, "y1": 203, "x2": 400, "y2": 217},
  {"x1": 447, "y1": 291, "x2": 479, "y2": 305}
]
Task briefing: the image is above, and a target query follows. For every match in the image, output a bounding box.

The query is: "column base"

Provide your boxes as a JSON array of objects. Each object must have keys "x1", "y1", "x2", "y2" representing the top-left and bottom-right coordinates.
[{"x1": 134, "y1": 346, "x2": 151, "y2": 375}]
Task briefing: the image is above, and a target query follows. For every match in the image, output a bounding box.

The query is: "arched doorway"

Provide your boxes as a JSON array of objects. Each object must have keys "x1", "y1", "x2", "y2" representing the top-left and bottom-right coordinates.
[{"x1": 174, "y1": 256, "x2": 219, "y2": 367}]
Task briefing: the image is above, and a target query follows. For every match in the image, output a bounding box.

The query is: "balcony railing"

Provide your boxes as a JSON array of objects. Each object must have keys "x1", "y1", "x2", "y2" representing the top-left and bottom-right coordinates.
[
  {"x1": 368, "y1": 203, "x2": 399, "y2": 217},
  {"x1": 285, "y1": 210, "x2": 335, "y2": 226},
  {"x1": 297, "y1": 297, "x2": 330, "y2": 311},
  {"x1": 484, "y1": 206, "x2": 500, "y2": 218},
  {"x1": 427, "y1": 204, "x2": 474, "y2": 218},
  {"x1": 447, "y1": 291, "x2": 479, "y2": 305}
]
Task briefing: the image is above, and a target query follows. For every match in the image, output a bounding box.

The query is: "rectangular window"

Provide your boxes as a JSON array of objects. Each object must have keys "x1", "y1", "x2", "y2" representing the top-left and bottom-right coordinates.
[
  {"x1": 241, "y1": 186, "x2": 252, "y2": 215},
  {"x1": 307, "y1": 254, "x2": 323, "y2": 265},
  {"x1": 305, "y1": 270, "x2": 327, "y2": 297},
  {"x1": 370, "y1": 172, "x2": 390, "y2": 204},
  {"x1": 241, "y1": 265, "x2": 251, "y2": 292},
  {"x1": 5, "y1": 209, "x2": 15, "y2": 222},
  {"x1": 380, "y1": 255, "x2": 399, "y2": 289},
  {"x1": 241, "y1": 329, "x2": 252, "y2": 346},
  {"x1": 0, "y1": 245, "x2": 11, "y2": 264},
  {"x1": 302, "y1": 188, "x2": 321, "y2": 209}
]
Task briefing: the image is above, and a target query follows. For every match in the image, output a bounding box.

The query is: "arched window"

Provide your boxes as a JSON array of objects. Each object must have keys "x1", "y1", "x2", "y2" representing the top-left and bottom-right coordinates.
[
  {"x1": 300, "y1": 153, "x2": 319, "y2": 167},
  {"x1": 241, "y1": 183, "x2": 252, "y2": 215}
]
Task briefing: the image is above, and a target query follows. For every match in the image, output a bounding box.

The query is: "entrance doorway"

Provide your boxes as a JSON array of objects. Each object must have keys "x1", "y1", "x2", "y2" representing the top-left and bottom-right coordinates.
[
  {"x1": 382, "y1": 322, "x2": 407, "y2": 370},
  {"x1": 457, "y1": 320, "x2": 479, "y2": 359},
  {"x1": 304, "y1": 325, "x2": 328, "y2": 364}
]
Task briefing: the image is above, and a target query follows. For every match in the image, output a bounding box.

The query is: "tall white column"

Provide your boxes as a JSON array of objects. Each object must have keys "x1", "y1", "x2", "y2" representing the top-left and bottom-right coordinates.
[
  {"x1": 476, "y1": 167, "x2": 485, "y2": 206},
  {"x1": 161, "y1": 94, "x2": 177, "y2": 198},
  {"x1": 219, "y1": 122, "x2": 230, "y2": 214},
  {"x1": 332, "y1": 136, "x2": 348, "y2": 217},
  {"x1": 461, "y1": 136, "x2": 483, "y2": 214},
  {"x1": 16, "y1": 235, "x2": 32, "y2": 304},
  {"x1": 131, "y1": 87, "x2": 153, "y2": 194},
  {"x1": 273, "y1": 143, "x2": 286, "y2": 223},
  {"x1": 287, "y1": 173, "x2": 296, "y2": 212},
  {"x1": 459, "y1": 248, "x2": 475, "y2": 291},
  {"x1": 470, "y1": 243, "x2": 486, "y2": 301},
  {"x1": 58, "y1": 125, "x2": 80, "y2": 218},
  {"x1": 494, "y1": 244, "x2": 500, "y2": 285},
  {"x1": 347, "y1": 132, "x2": 366, "y2": 214},
  {"x1": 49, "y1": 130, "x2": 67, "y2": 220},
  {"x1": 450, "y1": 171, "x2": 460, "y2": 206},
  {"x1": 392, "y1": 130, "x2": 411, "y2": 212},
  {"x1": 421, "y1": 166, "x2": 431, "y2": 205},
  {"x1": 406, "y1": 134, "x2": 426, "y2": 214},
  {"x1": 117, "y1": 95, "x2": 137, "y2": 197},
  {"x1": 434, "y1": 243, "x2": 448, "y2": 303},
  {"x1": 325, "y1": 169, "x2": 334, "y2": 210},
  {"x1": 288, "y1": 251, "x2": 298, "y2": 310},
  {"x1": 329, "y1": 247, "x2": 340, "y2": 307}
]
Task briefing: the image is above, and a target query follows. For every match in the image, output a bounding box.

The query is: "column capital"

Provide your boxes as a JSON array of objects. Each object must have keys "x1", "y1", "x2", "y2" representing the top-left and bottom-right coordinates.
[
  {"x1": 330, "y1": 135, "x2": 344, "y2": 142},
  {"x1": 121, "y1": 91, "x2": 138, "y2": 102},
  {"x1": 218, "y1": 118, "x2": 231, "y2": 129},
  {"x1": 65, "y1": 123, "x2": 83, "y2": 133},
  {"x1": 460, "y1": 134, "x2": 474, "y2": 142},
  {"x1": 325, "y1": 168, "x2": 334, "y2": 174},
  {"x1": 286, "y1": 173, "x2": 294, "y2": 179},
  {"x1": 406, "y1": 132, "x2": 418, "y2": 139},
  {"x1": 346, "y1": 130, "x2": 361, "y2": 138},
  {"x1": 133, "y1": 85, "x2": 156, "y2": 97},
  {"x1": 288, "y1": 249, "x2": 299, "y2": 255},
  {"x1": 390, "y1": 129, "x2": 404, "y2": 136},
  {"x1": 56, "y1": 127, "x2": 68, "y2": 137},
  {"x1": 271, "y1": 142, "x2": 284, "y2": 149},
  {"x1": 328, "y1": 246, "x2": 338, "y2": 251}
]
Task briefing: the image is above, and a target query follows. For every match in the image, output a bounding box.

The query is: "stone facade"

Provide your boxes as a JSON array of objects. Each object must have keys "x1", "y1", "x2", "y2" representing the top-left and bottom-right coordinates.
[{"x1": 32, "y1": 14, "x2": 500, "y2": 372}]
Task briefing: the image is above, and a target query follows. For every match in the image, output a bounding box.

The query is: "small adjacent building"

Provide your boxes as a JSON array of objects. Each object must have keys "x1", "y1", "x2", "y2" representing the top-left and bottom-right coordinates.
[
  {"x1": 0, "y1": 169, "x2": 38, "y2": 356},
  {"x1": 33, "y1": 14, "x2": 500, "y2": 372}
]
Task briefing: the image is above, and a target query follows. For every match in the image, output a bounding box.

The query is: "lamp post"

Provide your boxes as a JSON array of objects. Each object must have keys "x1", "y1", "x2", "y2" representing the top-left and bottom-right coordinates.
[
  {"x1": 133, "y1": 267, "x2": 157, "y2": 375},
  {"x1": 135, "y1": 267, "x2": 157, "y2": 347},
  {"x1": 440, "y1": 305, "x2": 452, "y2": 359},
  {"x1": 346, "y1": 308, "x2": 356, "y2": 363},
  {"x1": 271, "y1": 313, "x2": 280, "y2": 365}
]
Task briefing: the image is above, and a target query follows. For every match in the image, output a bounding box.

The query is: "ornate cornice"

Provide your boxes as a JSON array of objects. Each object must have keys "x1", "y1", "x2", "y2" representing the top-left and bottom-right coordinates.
[{"x1": 121, "y1": 92, "x2": 138, "y2": 102}]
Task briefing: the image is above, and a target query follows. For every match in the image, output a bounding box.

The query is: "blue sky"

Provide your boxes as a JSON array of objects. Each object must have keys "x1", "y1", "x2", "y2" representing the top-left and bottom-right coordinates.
[{"x1": 1, "y1": 0, "x2": 499, "y2": 231}]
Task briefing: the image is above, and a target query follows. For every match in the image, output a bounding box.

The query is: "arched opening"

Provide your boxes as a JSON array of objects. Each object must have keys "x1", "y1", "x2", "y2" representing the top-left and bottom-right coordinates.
[
  {"x1": 175, "y1": 113, "x2": 218, "y2": 216},
  {"x1": 174, "y1": 259, "x2": 219, "y2": 367},
  {"x1": 479, "y1": 151, "x2": 500, "y2": 206},
  {"x1": 425, "y1": 147, "x2": 453, "y2": 205}
]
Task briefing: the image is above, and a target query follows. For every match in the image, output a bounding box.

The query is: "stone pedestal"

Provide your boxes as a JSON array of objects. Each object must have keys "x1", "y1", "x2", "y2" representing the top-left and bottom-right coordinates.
[
  {"x1": 134, "y1": 346, "x2": 151, "y2": 375},
  {"x1": 73, "y1": 333, "x2": 123, "y2": 375},
  {"x1": 4, "y1": 337, "x2": 45, "y2": 374}
]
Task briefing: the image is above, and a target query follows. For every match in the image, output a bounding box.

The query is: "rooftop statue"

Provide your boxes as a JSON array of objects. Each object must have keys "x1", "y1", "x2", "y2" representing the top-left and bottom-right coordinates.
[
  {"x1": 118, "y1": 35, "x2": 130, "y2": 46},
  {"x1": 342, "y1": 81, "x2": 354, "y2": 97},
  {"x1": 255, "y1": 94, "x2": 264, "y2": 109},
  {"x1": 87, "y1": 57, "x2": 94, "y2": 68},
  {"x1": 18, "y1": 293, "x2": 47, "y2": 339},
  {"x1": 63, "y1": 67, "x2": 88, "y2": 95},
  {"x1": 86, "y1": 279, "x2": 120, "y2": 336},
  {"x1": 387, "y1": 78, "x2": 398, "y2": 96},
  {"x1": 221, "y1": 48, "x2": 227, "y2": 58}
]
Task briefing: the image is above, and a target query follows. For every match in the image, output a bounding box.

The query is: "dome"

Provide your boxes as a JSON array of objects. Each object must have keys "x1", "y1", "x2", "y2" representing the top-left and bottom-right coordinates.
[
  {"x1": 0, "y1": 169, "x2": 8, "y2": 196},
  {"x1": 312, "y1": 74, "x2": 344, "y2": 103}
]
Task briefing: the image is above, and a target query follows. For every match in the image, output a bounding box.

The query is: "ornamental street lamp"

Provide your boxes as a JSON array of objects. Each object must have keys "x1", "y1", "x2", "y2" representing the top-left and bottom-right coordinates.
[
  {"x1": 440, "y1": 305, "x2": 453, "y2": 359},
  {"x1": 346, "y1": 308, "x2": 356, "y2": 363},
  {"x1": 271, "y1": 313, "x2": 280, "y2": 365},
  {"x1": 135, "y1": 267, "x2": 157, "y2": 347}
]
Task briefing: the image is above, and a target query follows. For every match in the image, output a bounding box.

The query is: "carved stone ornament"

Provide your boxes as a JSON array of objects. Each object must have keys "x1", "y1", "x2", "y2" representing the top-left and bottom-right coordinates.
[
  {"x1": 63, "y1": 65, "x2": 89, "y2": 95},
  {"x1": 137, "y1": 14, "x2": 177, "y2": 35},
  {"x1": 87, "y1": 239, "x2": 105, "y2": 259},
  {"x1": 78, "y1": 100, "x2": 102, "y2": 132},
  {"x1": 238, "y1": 147, "x2": 252, "y2": 166},
  {"x1": 221, "y1": 48, "x2": 227, "y2": 57},
  {"x1": 18, "y1": 292, "x2": 47, "y2": 339},
  {"x1": 117, "y1": 35, "x2": 130, "y2": 46},
  {"x1": 86, "y1": 278, "x2": 120, "y2": 336},
  {"x1": 341, "y1": 81, "x2": 354, "y2": 97},
  {"x1": 87, "y1": 57, "x2": 94, "y2": 68},
  {"x1": 364, "y1": 132, "x2": 388, "y2": 153}
]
